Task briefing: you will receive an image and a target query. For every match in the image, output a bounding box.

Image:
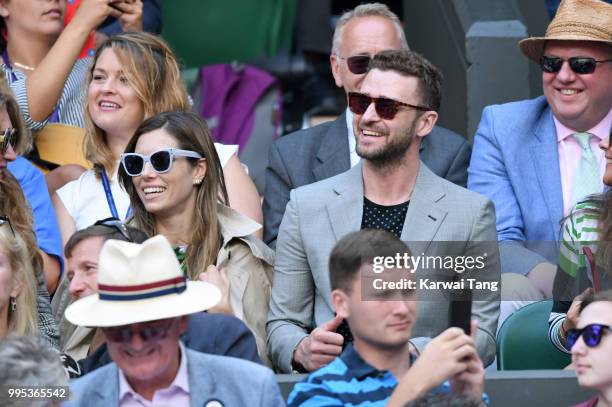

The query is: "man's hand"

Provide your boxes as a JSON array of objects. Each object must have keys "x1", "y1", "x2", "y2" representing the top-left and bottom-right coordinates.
[
  {"x1": 563, "y1": 287, "x2": 593, "y2": 336},
  {"x1": 292, "y1": 314, "x2": 344, "y2": 372},
  {"x1": 198, "y1": 265, "x2": 233, "y2": 315},
  {"x1": 527, "y1": 262, "x2": 556, "y2": 298},
  {"x1": 450, "y1": 321, "x2": 485, "y2": 399},
  {"x1": 388, "y1": 326, "x2": 479, "y2": 406}
]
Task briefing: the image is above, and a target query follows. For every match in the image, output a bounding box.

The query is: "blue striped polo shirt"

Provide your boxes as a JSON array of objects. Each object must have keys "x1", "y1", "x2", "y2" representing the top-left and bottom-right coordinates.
[{"x1": 288, "y1": 344, "x2": 451, "y2": 407}]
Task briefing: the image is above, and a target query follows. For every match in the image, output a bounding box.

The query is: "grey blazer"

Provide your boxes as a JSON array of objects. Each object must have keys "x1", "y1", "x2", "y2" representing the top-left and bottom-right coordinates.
[
  {"x1": 266, "y1": 162, "x2": 500, "y2": 372},
  {"x1": 64, "y1": 348, "x2": 285, "y2": 406},
  {"x1": 262, "y1": 112, "x2": 471, "y2": 247}
]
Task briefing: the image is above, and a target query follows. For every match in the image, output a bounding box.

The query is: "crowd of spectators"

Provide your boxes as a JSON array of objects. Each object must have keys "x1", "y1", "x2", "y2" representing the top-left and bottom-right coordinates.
[{"x1": 0, "y1": 0, "x2": 610, "y2": 406}]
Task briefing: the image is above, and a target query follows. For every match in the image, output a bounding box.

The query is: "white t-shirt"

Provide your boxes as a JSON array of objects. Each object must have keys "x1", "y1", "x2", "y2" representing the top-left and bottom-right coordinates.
[{"x1": 57, "y1": 143, "x2": 238, "y2": 230}]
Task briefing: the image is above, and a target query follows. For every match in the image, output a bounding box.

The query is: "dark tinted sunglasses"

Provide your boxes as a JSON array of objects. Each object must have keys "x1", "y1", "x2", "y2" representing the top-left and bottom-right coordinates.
[
  {"x1": 540, "y1": 55, "x2": 612, "y2": 75},
  {"x1": 339, "y1": 54, "x2": 372, "y2": 75},
  {"x1": 348, "y1": 92, "x2": 431, "y2": 120},
  {"x1": 93, "y1": 217, "x2": 133, "y2": 242},
  {"x1": 567, "y1": 323, "x2": 611, "y2": 349},
  {"x1": 102, "y1": 319, "x2": 177, "y2": 343},
  {"x1": 0, "y1": 128, "x2": 16, "y2": 154},
  {"x1": 120, "y1": 148, "x2": 202, "y2": 177},
  {"x1": 0, "y1": 215, "x2": 15, "y2": 236}
]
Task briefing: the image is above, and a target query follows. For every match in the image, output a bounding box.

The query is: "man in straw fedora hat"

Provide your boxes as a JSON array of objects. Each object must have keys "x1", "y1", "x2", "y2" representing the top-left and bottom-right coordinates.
[
  {"x1": 63, "y1": 234, "x2": 284, "y2": 407},
  {"x1": 468, "y1": 0, "x2": 612, "y2": 302}
]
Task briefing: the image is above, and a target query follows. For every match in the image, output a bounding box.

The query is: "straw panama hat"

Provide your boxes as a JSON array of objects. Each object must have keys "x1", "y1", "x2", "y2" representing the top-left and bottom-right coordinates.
[
  {"x1": 519, "y1": 0, "x2": 612, "y2": 63},
  {"x1": 65, "y1": 235, "x2": 221, "y2": 327}
]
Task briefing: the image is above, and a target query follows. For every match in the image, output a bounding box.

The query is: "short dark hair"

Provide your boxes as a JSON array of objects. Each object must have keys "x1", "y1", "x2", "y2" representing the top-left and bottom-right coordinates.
[
  {"x1": 404, "y1": 393, "x2": 486, "y2": 407},
  {"x1": 64, "y1": 223, "x2": 148, "y2": 258},
  {"x1": 329, "y1": 229, "x2": 411, "y2": 293},
  {"x1": 369, "y1": 49, "x2": 443, "y2": 111},
  {"x1": 579, "y1": 288, "x2": 612, "y2": 313}
]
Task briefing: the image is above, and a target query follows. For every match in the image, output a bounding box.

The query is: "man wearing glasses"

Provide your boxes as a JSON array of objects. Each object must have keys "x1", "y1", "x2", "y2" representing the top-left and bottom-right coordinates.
[
  {"x1": 262, "y1": 2, "x2": 471, "y2": 248},
  {"x1": 64, "y1": 235, "x2": 283, "y2": 407},
  {"x1": 267, "y1": 50, "x2": 500, "y2": 373},
  {"x1": 468, "y1": 0, "x2": 612, "y2": 300},
  {"x1": 54, "y1": 219, "x2": 262, "y2": 376}
]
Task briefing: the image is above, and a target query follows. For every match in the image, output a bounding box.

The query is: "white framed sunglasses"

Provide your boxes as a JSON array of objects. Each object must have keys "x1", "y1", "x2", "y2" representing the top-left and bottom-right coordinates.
[{"x1": 120, "y1": 148, "x2": 203, "y2": 177}]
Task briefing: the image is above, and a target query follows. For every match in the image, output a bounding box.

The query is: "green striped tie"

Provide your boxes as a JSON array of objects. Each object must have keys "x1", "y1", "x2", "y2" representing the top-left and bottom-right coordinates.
[{"x1": 571, "y1": 132, "x2": 601, "y2": 207}]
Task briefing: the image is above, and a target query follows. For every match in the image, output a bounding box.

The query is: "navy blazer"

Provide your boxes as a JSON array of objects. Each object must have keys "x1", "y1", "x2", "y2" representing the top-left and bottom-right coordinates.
[
  {"x1": 79, "y1": 313, "x2": 261, "y2": 375},
  {"x1": 262, "y1": 112, "x2": 471, "y2": 247}
]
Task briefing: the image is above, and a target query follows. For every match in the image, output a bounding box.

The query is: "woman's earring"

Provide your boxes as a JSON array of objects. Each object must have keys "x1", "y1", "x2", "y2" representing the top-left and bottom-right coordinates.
[
  {"x1": 194, "y1": 178, "x2": 203, "y2": 185},
  {"x1": 10, "y1": 297, "x2": 16, "y2": 312}
]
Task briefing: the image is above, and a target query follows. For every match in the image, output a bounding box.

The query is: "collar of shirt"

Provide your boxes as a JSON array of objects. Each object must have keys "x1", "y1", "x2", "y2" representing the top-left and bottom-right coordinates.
[
  {"x1": 118, "y1": 341, "x2": 190, "y2": 404},
  {"x1": 339, "y1": 343, "x2": 416, "y2": 381},
  {"x1": 345, "y1": 108, "x2": 360, "y2": 168},
  {"x1": 555, "y1": 108, "x2": 612, "y2": 142}
]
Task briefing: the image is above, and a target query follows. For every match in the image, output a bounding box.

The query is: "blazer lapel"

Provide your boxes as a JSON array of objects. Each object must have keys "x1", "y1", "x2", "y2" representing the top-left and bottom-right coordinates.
[
  {"x1": 401, "y1": 163, "x2": 447, "y2": 253},
  {"x1": 186, "y1": 349, "x2": 215, "y2": 407},
  {"x1": 91, "y1": 364, "x2": 120, "y2": 407},
  {"x1": 313, "y1": 113, "x2": 351, "y2": 181},
  {"x1": 529, "y1": 107, "x2": 563, "y2": 238},
  {"x1": 326, "y1": 163, "x2": 364, "y2": 241}
]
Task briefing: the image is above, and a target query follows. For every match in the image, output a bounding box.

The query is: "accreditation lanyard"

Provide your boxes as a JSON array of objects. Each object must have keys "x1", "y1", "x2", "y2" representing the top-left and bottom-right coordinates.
[{"x1": 100, "y1": 169, "x2": 132, "y2": 220}]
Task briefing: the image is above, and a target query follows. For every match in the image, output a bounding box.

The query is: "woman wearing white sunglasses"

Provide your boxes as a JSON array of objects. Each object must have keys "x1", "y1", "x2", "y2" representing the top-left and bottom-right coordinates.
[
  {"x1": 119, "y1": 110, "x2": 274, "y2": 365},
  {"x1": 53, "y1": 32, "x2": 263, "y2": 249}
]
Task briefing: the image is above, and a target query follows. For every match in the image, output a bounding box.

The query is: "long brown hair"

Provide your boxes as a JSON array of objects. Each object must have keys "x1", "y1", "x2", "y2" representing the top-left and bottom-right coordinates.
[
  {"x1": 0, "y1": 174, "x2": 39, "y2": 336},
  {"x1": 0, "y1": 76, "x2": 30, "y2": 154},
  {"x1": 83, "y1": 32, "x2": 189, "y2": 175},
  {"x1": 119, "y1": 111, "x2": 228, "y2": 279}
]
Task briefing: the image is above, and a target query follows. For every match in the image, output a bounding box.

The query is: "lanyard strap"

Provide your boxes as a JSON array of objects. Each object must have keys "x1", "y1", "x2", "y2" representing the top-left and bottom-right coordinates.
[
  {"x1": 2, "y1": 50, "x2": 60, "y2": 123},
  {"x1": 100, "y1": 168, "x2": 132, "y2": 220}
]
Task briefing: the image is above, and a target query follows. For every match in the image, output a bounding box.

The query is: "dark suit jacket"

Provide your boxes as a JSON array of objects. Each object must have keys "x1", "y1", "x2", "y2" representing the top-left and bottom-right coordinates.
[
  {"x1": 262, "y1": 112, "x2": 471, "y2": 247},
  {"x1": 78, "y1": 313, "x2": 261, "y2": 375}
]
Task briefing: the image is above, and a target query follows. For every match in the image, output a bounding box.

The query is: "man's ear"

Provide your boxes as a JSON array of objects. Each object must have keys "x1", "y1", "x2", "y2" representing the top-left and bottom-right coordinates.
[
  {"x1": 415, "y1": 110, "x2": 438, "y2": 139},
  {"x1": 178, "y1": 315, "x2": 189, "y2": 335},
  {"x1": 0, "y1": 2, "x2": 9, "y2": 19},
  {"x1": 330, "y1": 54, "x2": 343, "y2": 88},
  {"x1": 331, "y1": 289, "x2": 350, "y2": 319}
]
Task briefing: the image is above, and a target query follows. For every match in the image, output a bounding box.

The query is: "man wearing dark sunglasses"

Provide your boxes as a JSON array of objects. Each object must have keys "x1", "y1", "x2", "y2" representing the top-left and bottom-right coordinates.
[
  {"x1": 468, "y1": 0, "x2": 611, "y2": 298},
  {"x1": 263, "y1": 3, "x2": 471, "y2": 249},
  {"x1": 64, "y1": 236, "x2": 283, "y2": 406},
  {"x1": 569, "y1": 290, "x2": 612, "y2": 407},
  {"x1": 267, "y1": 49, "x2": 500, "y2": 373}
]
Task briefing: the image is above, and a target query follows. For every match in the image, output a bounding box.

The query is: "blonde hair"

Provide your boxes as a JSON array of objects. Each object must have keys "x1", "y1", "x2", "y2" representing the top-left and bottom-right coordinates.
[
  {"x1": 83, "y1": 32, "x2": 190, "y2": 175},
  {"x1": 0, "y1": 75, "x2": 31, "y2": 154},
  {"x1": 119, "y1": 111, "x2": 228, "y2": 280},
  {"x1": 0, "y1": 225, "x2": 38, "y2": 337}
]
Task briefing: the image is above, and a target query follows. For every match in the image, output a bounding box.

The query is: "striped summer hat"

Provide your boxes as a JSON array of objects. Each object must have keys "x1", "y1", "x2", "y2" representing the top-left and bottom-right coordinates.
[{"x1": 65, "y1": 235, "x2": 221, "y2": 327}]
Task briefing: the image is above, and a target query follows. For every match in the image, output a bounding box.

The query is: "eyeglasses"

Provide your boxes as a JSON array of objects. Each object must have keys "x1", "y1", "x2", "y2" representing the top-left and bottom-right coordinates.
[
  {"x1": 348, "y1": 92, "x2": 431, "y2": 120},
  {"x1": 336, "y1": 54, "x2": 372, "y2": 75},
  {"x1": 93, "y1": 217, "x2": 133, "y2": 242},
  {"x1": 102, "y1": 318, "x2": 177, "y2": 343},
  {"x1": 540, "y1": 56, "x2": 612, "y2": 75},
  {"x1": 0, "y1": 128, "x2": 16, "y2": 154},
  {"x1": 0, "y1": 215, "x2": 15, "y2": 236},
  {"x1": 567, "y1": 324, "x2": 611, "y2": 349},
  {"x1": 120, "y1": 148, "x2": 203, "y2": 177}
]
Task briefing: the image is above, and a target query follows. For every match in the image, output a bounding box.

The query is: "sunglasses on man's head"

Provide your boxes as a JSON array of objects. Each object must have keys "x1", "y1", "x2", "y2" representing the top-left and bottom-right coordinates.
[
  {"x1": 120, "y1": 148, "x2": 203, "y2": 177},
  {"x1": 540, "y1": 55, "x2": 612, "y2": 75},
  {"x1": 0, "y1": 128, "x2": 16, "y2": 154},
  {"x1": 0, "y1": 215, "x2": 15, "y2": 236},
  {"x1": 93, "y1": 217, "x2": 133, "y2": 242},
  {"x1": 102, "y1": 319, "x2": 177, "y2": 343},
  {"x1": 348, "y1": 92, "x2": 431, "y2": 120},
  {"x1": 566, "y1": 323, "x2": 611, "y2": 349}
]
